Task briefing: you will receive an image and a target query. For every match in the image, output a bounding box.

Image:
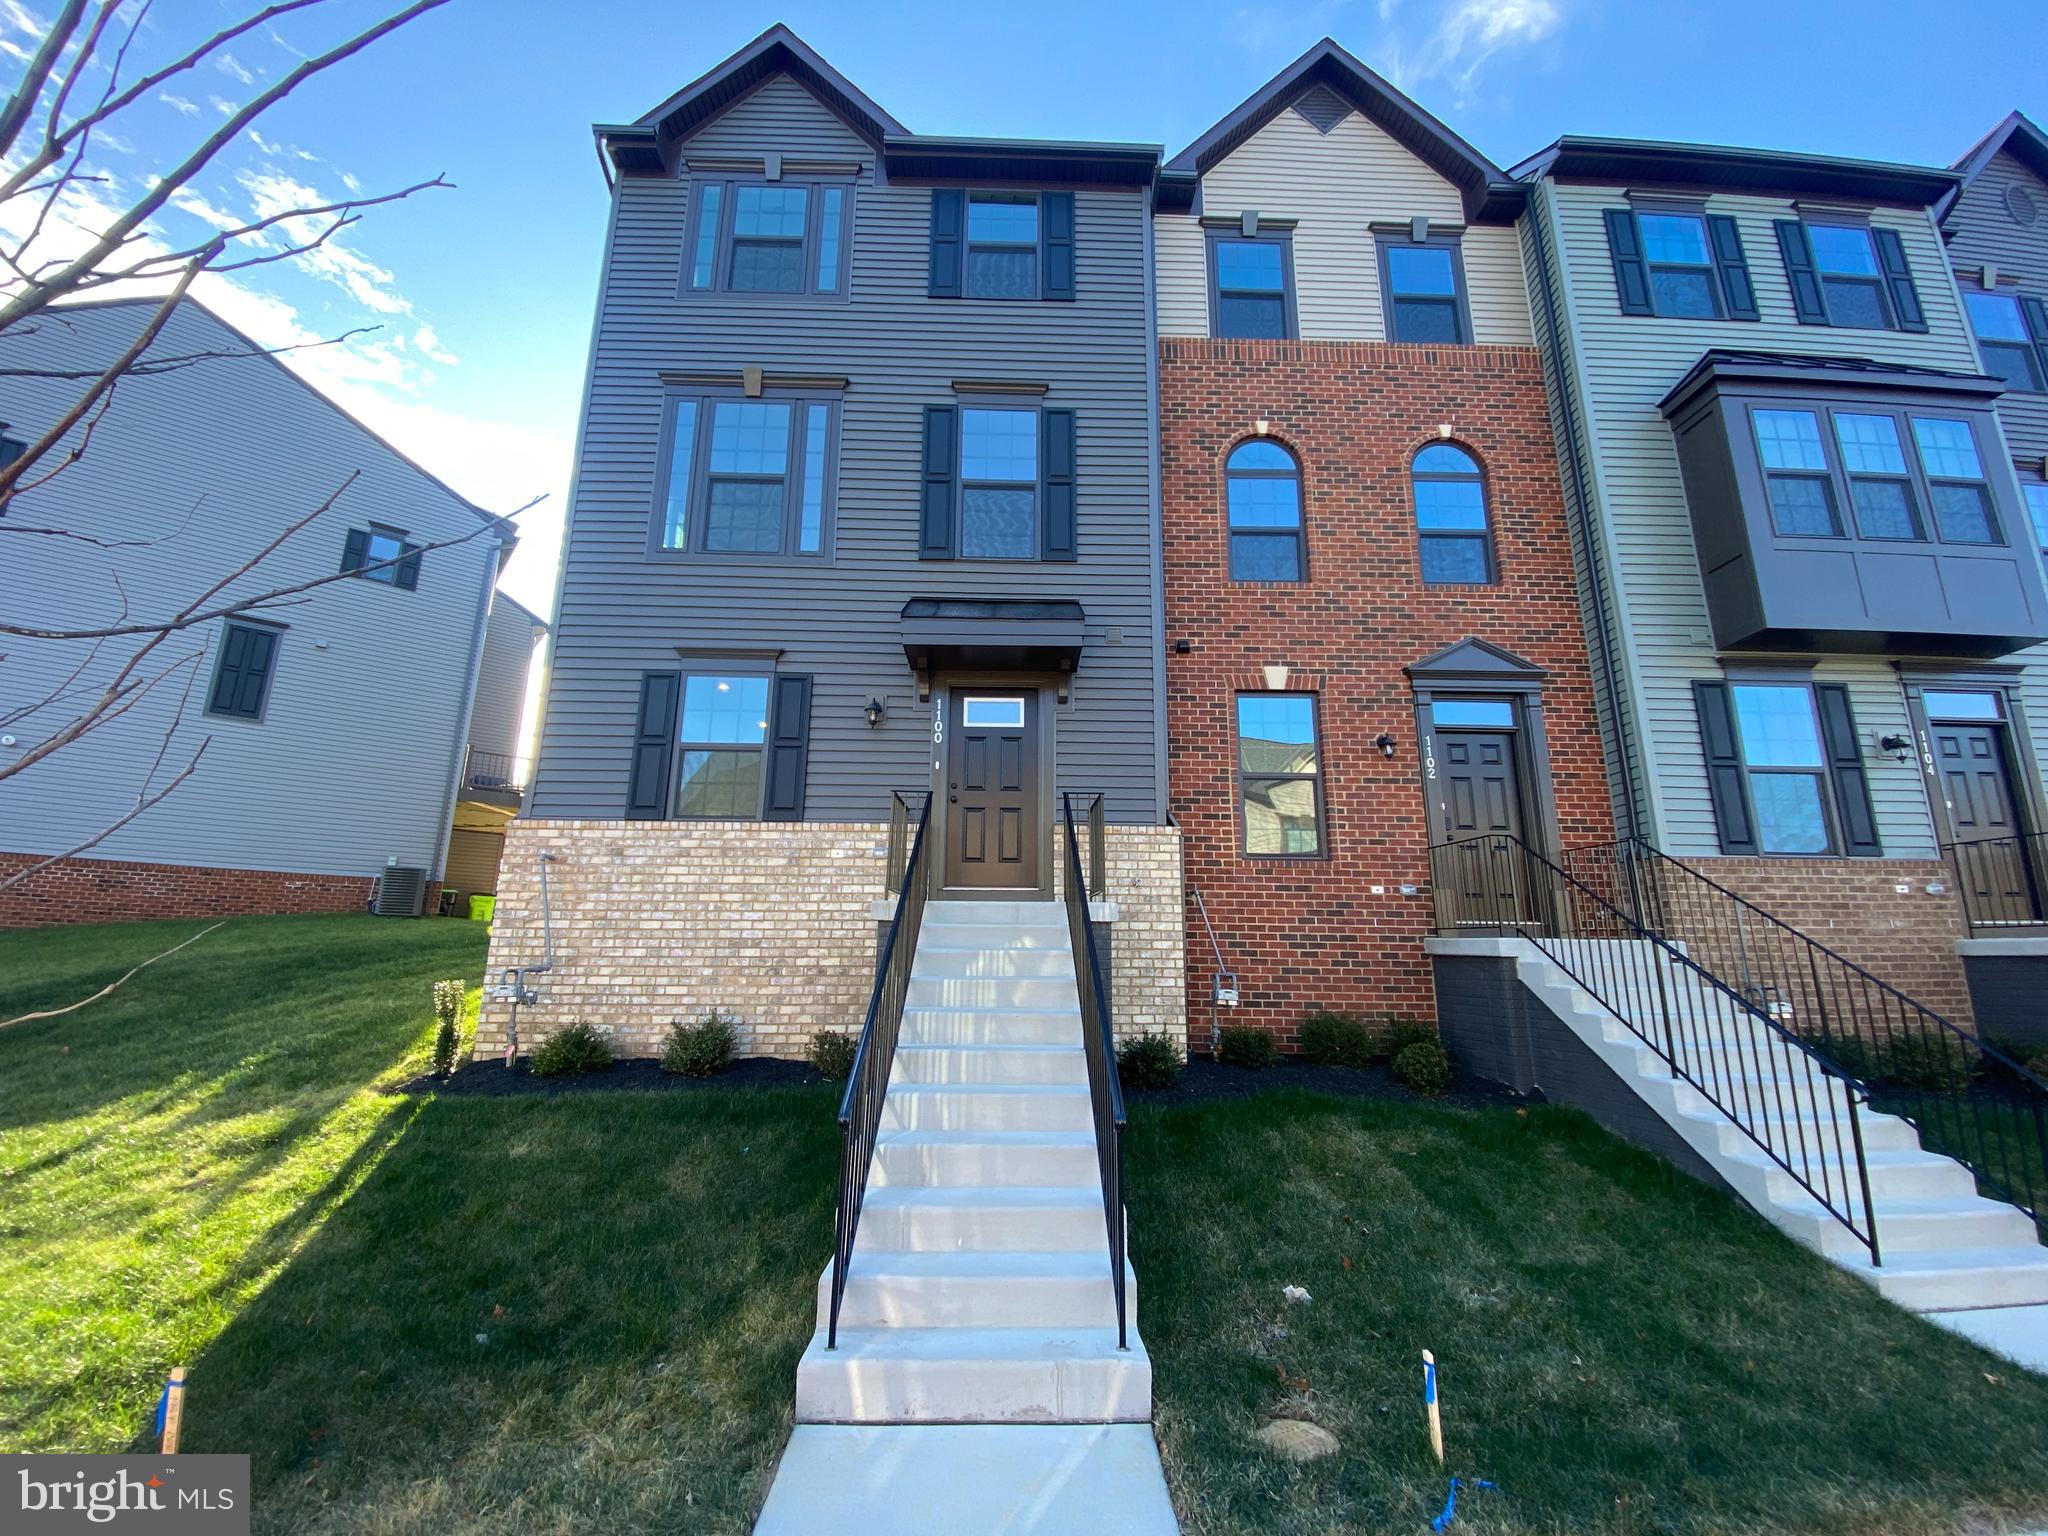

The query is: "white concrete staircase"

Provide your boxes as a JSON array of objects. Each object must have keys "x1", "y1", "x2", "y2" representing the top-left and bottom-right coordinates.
[
  {"x1": 794, "y1": 899, "x2": 1152, "y2": 1426},
  {"x1": 1431, "y1": 935, "x2": 2048, "y2": 1333}
]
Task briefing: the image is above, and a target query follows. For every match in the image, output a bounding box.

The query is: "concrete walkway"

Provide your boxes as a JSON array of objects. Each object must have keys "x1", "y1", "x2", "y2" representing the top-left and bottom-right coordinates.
[
  {"x1": 1927, "y1": 1302, "x2": 2048, "y2": 1376},
  {"x1": 754, "y1": 1424, "x2": 1179, "y2": 1535}
]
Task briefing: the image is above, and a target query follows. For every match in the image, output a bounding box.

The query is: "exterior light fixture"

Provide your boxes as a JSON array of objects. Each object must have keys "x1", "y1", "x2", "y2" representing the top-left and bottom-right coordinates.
[
  {"x1": 864, "y1": 696, "x2": 887, "y2": 729},
  {"x1": 1375, "y1": 733, "x2": 1397, "y2": 758},
  {"x1": 1878, "y1": 733, "x2": 1912, "y2": 763}
]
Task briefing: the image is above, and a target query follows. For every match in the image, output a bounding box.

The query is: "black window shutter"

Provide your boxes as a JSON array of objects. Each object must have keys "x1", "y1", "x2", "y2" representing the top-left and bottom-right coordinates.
[
  {"x1": 1775, "y1": 221, "x2": 1829, "y2": 325},
  {"x1": 920, "y1": 405, "x2": 957, "y2": 559},
  {"x1": 1042, "y1": 191, "x2": 1075, "y2": 301},
  {"x1": 1815, "y1": 683, "x2": 1881, "y2": 856},
  {"x1": 929, "y1": 189, "x2": 963, "y2": 299},
  {"x1": 1706, "y1": 215, "x2": 1758, "y2": 321},
  {"x1": 1693, "y1": 681, "x2": 1759, "y2": 855},
  {"x1": 395, "y1": 542, "x2": 423, "y2": 590},
  {"x1": 763, "y1": 673, "x2": 812, "y2": 821},
  {"x1": 626, "y1": 671, "x2": 679, "y2": 819},
  {"x1": 210, "y1": 625, "x2": 250, "y2": 714},
  {"x1": 1871, "y1": 228, "x2": 1926, "y2": 333},
  {"x1": 1040, "y1": 408, "x2": 1077, "y2": 561},
  {"x1": 237, "y1": 628, "x2": 276, "y2": 716},
  {"x1": 340, "y1": 527, "x2": 368, "y2": 574},
  {"x1": 1602, "y1": 209, "x2": 1654, "y2": 316}
]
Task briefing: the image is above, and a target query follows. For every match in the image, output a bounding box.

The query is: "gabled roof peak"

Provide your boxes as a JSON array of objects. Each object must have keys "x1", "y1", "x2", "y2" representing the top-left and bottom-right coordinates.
[{"x1": 1942, "y1": 110, "x2": 2048, "y2": 223}]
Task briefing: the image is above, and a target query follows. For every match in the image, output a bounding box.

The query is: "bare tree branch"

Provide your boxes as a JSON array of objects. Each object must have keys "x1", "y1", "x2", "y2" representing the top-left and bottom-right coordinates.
[
  {"x1": 0, "y1": 0, "x2": 89, "y2": 166},
  {"x1": 0, "y1": 325, "x2": 378, "y2": 381},
  {"x1": 0, "y1": 920, "x2": 226, "y2": 1026},
  {"x1": 0, "y1": 495, "x2": 204, "y2": 550},
  {"x1": 99, "y1": 175, "x2": 451, "y2": 284}
]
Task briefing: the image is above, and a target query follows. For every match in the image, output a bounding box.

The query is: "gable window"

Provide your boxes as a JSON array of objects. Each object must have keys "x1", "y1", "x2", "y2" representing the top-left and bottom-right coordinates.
[
  {"x1": 0, "y1": 431, "x2": 24, "y2": 468},
  {"x1": 207, "y1": 619, "x2": 280, "y2": 722},
  {"x1": 1832, "y1": 413, "x2": 1922, "y2": 540},
  {"x1": 1603, "y1": 207, "x2": 1757, "y2": 321},
  {"x1": 676, "y1": 674, "x2": 770, "y2": 818},
  {"x1": 1910, "y1": 416, "x2": 2001, "y2": 544},
  {"x1": 1225, "y1": 439, "x2": 1304, "y2": 581},
  {"x1": 1236, "y1": 693, "x2": 1323, "y2": 856},
  {"x1": 1412, "y1": 443, "x2": 1494, "y2": 584},
  {"x1": 1964, "y1": 289, "x2": 2046, "y2": 394},
  {"x1": 340, "y1": 524, "x2": 421, "y2": 588},
  {"x1": 1377, "y1": 239, "x2": 1470, "y2": 344},
  {"x1": 684, "y1": 176, "x2": 850, "y2": 297},
  {"x1": 966, "y1": 194, "x2": 1039, "y2": 299},
  {"x1": 654, "y1": 391, "x2": 837, "y2": 558},
  {"x1": 1752, "y1": 409, "x2": 1841, "y2": 537},
  {"x1": 1208, "y1": 233, "x2": 1293, "y2": 340},
  {"x1": 1695, "y1": 679, "x2": 1880, "y2": 858}
]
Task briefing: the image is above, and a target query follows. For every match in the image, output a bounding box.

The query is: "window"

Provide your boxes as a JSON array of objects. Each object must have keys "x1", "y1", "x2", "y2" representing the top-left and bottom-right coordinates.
[
  {"x1": 959, "y1": 407, "x2": 1038, "y2": 558},
  {"x1": 962, "y1": 697, "x2": 1026, "y2": 728},
  {"x1": 1832, "y1": 413, "x2": 1922, "y2": 540},
  {"x1": 1225, "y1": 439, "x2": 1304, "y2": 581},
  {"x1": 207, "y1": 620, "x2": 280, "y2": 722},
  {"x1": 655, "y1": 393, "x2": 836, "y2": 557},
  {"x1": 1236, "y1": 693, "x2": 1323, "y2": 856},
  {"x1": 966, "y1": 193, "x2": 1039, "y2": 299},
  {"x1": 1965, "y1": 290, "x2": 2045, "y2": 394},
  {"x1": 1378, "y1": 239, "x2": 1469, "y2": 343},
  {"x1": 684, "y1": 177, "x2": 849, "y2": 296},
  {"x1": 1637, "y1": 211, "x2": 1720, "y2": 319},
  {"x1": 340, "y1": 524, "x2": 421, "y2": 588},
  {"x1": 1910, "y1": 417, "x2": 2000, "y2": 544},
  {"x1": 1730, "y1": 683, "x2": 1833, "y2": 854},
  {"x1": 1209, "y1": 234, "x2": 1292, "y2": 339},
  {"x1": 1752, "y1": 409, "x2": 1841, "y2": 537},
  {"x1": 1922, "y1": 689, "x2": 2003, "y2": 722},
  {"x1": 2025, "y1": 482, "x2": 2048, "y2": 553},
  {"x1": 1603, "y1": 206, "x2": 1757, "y2": 321},
  {"x1": 0, "y1": 432, "x2": 24, "y2": 468},
  {"x1": 675, "y1": 674, "x2": 770, "y2": 817},
  {"x1": 1805, "y1": 222, "x2": 1890, "y2": 329},
  {"x1": 1432, "y1": 698, "x2": 1514, "y2": 728},
  {"x1": 1412, "y1": 443, "x2": 1493, "y2": 584}
]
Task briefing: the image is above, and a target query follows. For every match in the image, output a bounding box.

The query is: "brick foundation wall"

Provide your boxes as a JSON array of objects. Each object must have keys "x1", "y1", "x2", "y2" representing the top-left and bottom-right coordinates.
[
  {"x1": 1162, "y1": 339, "x2": 1615, "y2": 1050},
  {"x1": 0, "y1": 851, "x2": 377, "y2": 927}
]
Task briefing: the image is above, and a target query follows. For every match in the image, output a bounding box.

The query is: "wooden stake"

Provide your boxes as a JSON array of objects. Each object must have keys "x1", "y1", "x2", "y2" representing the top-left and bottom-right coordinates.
[
  {"x1": 160, "y1": 1367, "x2": 186, "y2": 1455},
  {"x1": 1423, "y1": 1350, "x2": 1444, "y2": 1464}
]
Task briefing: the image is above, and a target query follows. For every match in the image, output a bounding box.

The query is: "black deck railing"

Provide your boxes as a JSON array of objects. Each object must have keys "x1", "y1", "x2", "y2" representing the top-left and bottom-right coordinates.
[
  {"x1": 1063, "y1": 792, "x2": 1128, "y2": 1350},
  {"x1": 1432, "y1": 832, "x2": 1883, "y2": 1264},
  {"x1": 462, "y1": 747, "x2": 528, "y2": 796},
  {"x1": 827, "y1": 792, "x2": 932, "y2": 1349},
  {"x1": 1564, "y1": 836, "x2": 2048, "y2": 1242},
  {"x1": 1943, "y1": 831, "x2": 2048, "y2": 935}
]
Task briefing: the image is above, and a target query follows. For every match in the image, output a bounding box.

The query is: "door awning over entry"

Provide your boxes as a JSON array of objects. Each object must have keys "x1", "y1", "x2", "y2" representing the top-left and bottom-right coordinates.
[{"x1": 900, "y1": 598, "x2": 1086, "y2": 699}]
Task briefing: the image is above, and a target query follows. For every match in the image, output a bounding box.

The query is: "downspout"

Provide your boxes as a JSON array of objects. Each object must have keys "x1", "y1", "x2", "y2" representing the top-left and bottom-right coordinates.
[
  {"x1": 429, "y1": 536, "x2": 502, "y2": 894},
  {"x1": 1521, "y1": 180, "x2": 1640, "y2": 843}
]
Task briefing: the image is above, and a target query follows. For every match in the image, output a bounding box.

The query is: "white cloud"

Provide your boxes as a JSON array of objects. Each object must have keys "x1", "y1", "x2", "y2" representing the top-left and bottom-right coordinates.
[
  {"x1": 0, "y1": 2, "x2": 48, "y2": 38},
  {"x1": 234, "y1": 167, "x2": 412, "y2": 315},
  {"x1": 338, "y1": 170, "x2": 362, "y2": 194},
  {"x1": 216, "y1": 52, "x2": 254, "y2": 85},
  {"x1": 95, "y1": 130, "x2": 135, "y2": 154},
  {"x1": 0, "y1": 38, "x2": 29, "y2": 63},
  {"x1": 159, "y1": 92, "x2": 199, "y2": 117},
  {"x1": 247, "y1": 128, "x2": 282, "y2": 155},
  {"x1": 413, "y1": 323, "x2": 459, "y2": 366},
  {"x1": 1429, "y1": 0, "x2": 1559, "y2": 91},
  {"x1": 207, "y1": 94, "x2": 236, "y2": 117}
]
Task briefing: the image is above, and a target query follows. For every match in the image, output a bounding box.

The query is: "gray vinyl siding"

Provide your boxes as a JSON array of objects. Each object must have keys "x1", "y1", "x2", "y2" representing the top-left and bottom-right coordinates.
[
  {"x1": 468, "y1": 599, "x2": 544, "y2": 763},
  {"x1": 1945, "y1": 151, "x2": 2048, "y2": 463},
  {"x1": 1536, "y1": 176, "x2": 2048, "y2": 859},
  {"x1": 534, "y1": 74, "x2": 1162, "y2": 824},
  {"x1": 0, "y1": 301, "x2": 502, "y2": 879},
  {"x1": 443, "y1": 827, "x2": 506, "y2": 899}
]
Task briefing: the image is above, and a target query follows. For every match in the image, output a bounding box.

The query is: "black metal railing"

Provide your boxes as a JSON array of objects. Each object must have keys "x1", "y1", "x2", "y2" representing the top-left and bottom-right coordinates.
[
  {"x1": 828, "y1": 793, "x2": 933, "y2": 1349},
  {"x1": 1063, "y1": 792, "x2": 1128, "y2": 1350},
  {"x1": 463, "y1": 747, "x2": 528, "y2": 796},
  {"x1": 1432, "y1": 832, "x2": 1883, "y2": 1264},
  {"x1": 1563, "y1": 836, "x2": 2048, "y2": 1242},
  {"x1": 1943, "y1": 831, "x2": 2048, "y2": 934}
]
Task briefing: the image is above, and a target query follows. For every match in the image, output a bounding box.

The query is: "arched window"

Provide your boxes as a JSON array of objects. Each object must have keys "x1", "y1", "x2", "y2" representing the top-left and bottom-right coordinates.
[
  {"x1": 1226, "y1": 439, "x2": 1304, "y2": 581},
  {"x1": 1412, "y1": 443, "x2": 1494, "y2": 584}
]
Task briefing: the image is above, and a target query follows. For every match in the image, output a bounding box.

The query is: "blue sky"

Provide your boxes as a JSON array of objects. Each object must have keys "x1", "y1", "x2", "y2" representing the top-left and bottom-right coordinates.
[{"x1": 6, "y1": 0, "x2": 2046, "y2": 617}]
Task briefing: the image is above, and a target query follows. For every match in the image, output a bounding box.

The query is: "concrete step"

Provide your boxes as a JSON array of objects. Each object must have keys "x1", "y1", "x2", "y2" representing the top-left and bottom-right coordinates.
[
  {"x1": 1865, "y1": 1246, "x2": 2048, "y2": 1311},
  {"x1": 893, "y1": 1043, "x2": 1089, "y2": 1086},
  {"x1": 872, "y1": 1129, "x2": 1101, "y2": 1189},
  {"x1": 917, "y1": 921, "x2": 1073, "y2": 952},
  {"x1": 907, "y1": 976, "x2": 1080, "y2": 1011},
  {"x1": 923, "y1": 900, "x2": 1068, "y2": 926},
  {"x1": 915, "y1": 946, "x2": 1078, "y2": 980},
  {"x1": 795, "y1": 1326, "x2": 1149, "y2": 1424},
  {"x1": 881, "y1": 1084, "x2": 1095, "y2": 1134},
  {"x1": 1678, "y1": 1100, "x2": 1923, "y2": 1156},
  {"x1": 1728, "y1": 1142, "x2": 1981, "y2": 1203},
  {"x1": 820, "y1": 1251, "x2": 1135, "y2": 1330},
  {"x1": 1870, "y1": 1197, "x2": 2046, "y2": 1255},
  {"x1": 899, "y1": 1006, "x2": 1081, "y2": 1048},
  {"x1": 858, "y1": 1186, "x2": 1110, "y2": 1252}
]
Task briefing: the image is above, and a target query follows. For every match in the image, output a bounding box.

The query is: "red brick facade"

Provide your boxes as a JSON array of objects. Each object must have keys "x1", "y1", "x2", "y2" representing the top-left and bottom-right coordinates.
[
  {"x1": 1163, "y1": 338, "x2": 1615, "y2": 1048},
  {"x1": 0, "y1": 852, "x2": 391, "y2": 928}
]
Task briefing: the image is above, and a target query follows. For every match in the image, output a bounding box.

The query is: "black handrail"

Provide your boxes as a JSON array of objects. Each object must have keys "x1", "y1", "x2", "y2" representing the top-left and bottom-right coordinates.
[
  {"x1": 1942, "y1": 831, "x2": 2048, "y2": 935},
  {"x1": 1063, "y1": 792, "x2": 1128, "y2": 1350},
  {"x1": 1432, "y1": 832, "x2": 1883, "y2": 1265},
  {"x1": 1565, "y1": 836, "x2": 2048, "y2": 1241},
  {"x1": 828, "y1": 793, "x2": 933, "y2": 1349}
]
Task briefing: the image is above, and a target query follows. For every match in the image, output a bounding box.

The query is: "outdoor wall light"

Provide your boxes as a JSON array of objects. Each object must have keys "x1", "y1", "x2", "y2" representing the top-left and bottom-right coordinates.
[
  {"x1": 864, "y1": 696, "x2": 888, "y2": 729},
  {"x1": 1878, "y1": 733, "x2": 1912, "y2": 763},
  {"x1": 1375, "y1": 733, "x2": 1398, "y2": 758}
]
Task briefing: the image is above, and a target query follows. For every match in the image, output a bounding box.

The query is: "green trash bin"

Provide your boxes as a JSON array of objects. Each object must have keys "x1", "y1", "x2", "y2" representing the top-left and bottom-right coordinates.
[{"x1": 468, "y1": 894, "x2": 496, "y2": 924}]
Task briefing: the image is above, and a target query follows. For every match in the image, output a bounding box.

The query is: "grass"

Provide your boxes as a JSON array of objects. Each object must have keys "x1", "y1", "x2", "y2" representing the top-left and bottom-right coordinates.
[{"x1": 6, "y1": 916, "x2": 2048, "y2": 1533}]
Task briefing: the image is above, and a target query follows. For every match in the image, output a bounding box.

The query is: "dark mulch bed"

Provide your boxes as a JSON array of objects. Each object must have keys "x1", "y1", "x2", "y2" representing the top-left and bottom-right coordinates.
[
  {"x1": 1127, "y1": 1055, "x2": 1526, "y2": 1110},
  {"x1": 412, "y1": 1055, "x2": 835, "y2": 1097}
]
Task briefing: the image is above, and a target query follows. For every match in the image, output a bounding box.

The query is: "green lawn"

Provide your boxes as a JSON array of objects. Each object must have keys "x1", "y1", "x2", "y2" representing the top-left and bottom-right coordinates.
[{"x1": 4, "y1": 915, "x2": 2048, "y2": 1534}]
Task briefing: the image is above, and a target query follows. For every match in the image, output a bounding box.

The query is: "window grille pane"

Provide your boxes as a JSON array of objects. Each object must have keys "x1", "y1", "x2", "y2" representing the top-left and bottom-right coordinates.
[
  {"x1": 1420, "y1": 535, "x2": 1490, "y2": 583},
  {"x1": 1833, "y1": 413, "x2": 1907, "y2": 474},
  {"x1": 1732, "y1": 684, "x2": 1823, "y2": 768},
  {"x1": 1392, "y1": 297, "x2": 1460, "y2": 342},
  {"x1": 1849, "y1": 478, "x2": 1919, "y2": 540},
  {"x1": 1754, "y1": 409, "x2": 1827, "y2": 471},
  {"x1": 709, "y1": 402, "x2": 792, "y2": 474},
  {"x1": 961, "y1": 408, "x2": 1037, "y2": 482},
  {"x1": 705, "y1": 480, "x2": 785, "y2": 553},
  {"x1": 1227, "y1": 474, "x2": 1301, "y2": 529},
  {"x1": 1236, "y1": 695, "x2": 1318, "y2": 774},
  {"x1": 967, "y1": 194, "x2": 1038, "y2": 244},
  {"x1": 1751, "y1": 773, "x2": 1831, "y2": 854},
  {"x1": 1227, "y1": 440, "x2": 1294, "y2": 472},
  {"x1": 1966, "y1": 290, "x2": 2030, "y2": 341},
  {"x1": 1638, "y1": 213, "x2": 1711, "y2": 265},
  {"x1": 1244, "y1": 778, "x2": 1320, "y2": 854},
  {"x1": 798, "y1": 404, "x2": 828, "y2": 553},
  {"x1": 1911, "y1": 417, "x2": 1985, "y2": 479},
  {"x1": 1821, "y1": 277, "x2": 1887, "y2": 329},
  {"x1": 730, "y1": 240, "x2": 804, "y2": 292},
  {"x1": 1414, "y1": 478, "x2": 1487, "y2": 530},
  {"x1": 816, "y1": 187, "x2": 843, "y2": 292},
  {"x1": 676, "y1": 749, "x2": 762, "y2": 818},
  {"x1": 661, "y1": 401, "x2": 697, "y2": 548},
  {"x1": 1930, "y1": 483, "x2": 1997, "y2": 543},
  {"x1": 1229, "y1": 533, "x2": 1301, "y2": 581},
  {"x1": 1215, "y1": 240, "x2": 1284, "y2": 291},
  {"x1": 680, "y1": 676, "x2": 769, "y2": 744},
  {"x1": 1385, "y1": 245, "x2": 1456, "y2": 295},
  {"x1": 960, "y1": 487, "x2": 1037, "y2": 558},
  {"x1": 1217, "y1": 293, "x2": 1285, "y2": 337},
  {"x1": 966, "y1": 248, "x2": 1039, "y2": 299},
  {"x1": 690, "y1": 184, "x2": 721, "y2": 288},
  {"x1": 733, "y1": 185, "x2": 808, "y2": 237},
  {"x1": 1650, "y1": 269, "x2": 1717, "y2": 318},
  {"x1": 1766, "y1": 476, "x2": 1839, "y2": 537},
  {"x1": 1807, "y1": 224, "x2": 1879, "y2": 276}
]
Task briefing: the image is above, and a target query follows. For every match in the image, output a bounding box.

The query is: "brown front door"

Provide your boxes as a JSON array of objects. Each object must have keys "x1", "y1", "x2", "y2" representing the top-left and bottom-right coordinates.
[
  {"x1": 944, "y1": 692, "x2": 1040, "y2": 891},
  {"x1": 1936, "y1": 720, "x2": 2039, "y2": 925},
  {"x1": 1437, "y1": 728, "x2": 1529, "y2": 926}
]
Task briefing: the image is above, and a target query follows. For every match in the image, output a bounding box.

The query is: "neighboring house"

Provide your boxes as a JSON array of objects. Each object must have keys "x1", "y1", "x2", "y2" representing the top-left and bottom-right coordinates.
[
  {"x1": 476, "y1": 26, "x2": 1184, "y2": 1060},
  {"x1": 0, "y1": 297, "x2": 526, "y2": 926},
  {"x1": 1152, "y1": 40, "x2": 1615, "y2": 1047},
  {"x1": 1508, "y1": 136, "x2": 2048, "y2": 1022},
  {"x1": 445, "y1": 594, "x2": 548, "y2": 911}
]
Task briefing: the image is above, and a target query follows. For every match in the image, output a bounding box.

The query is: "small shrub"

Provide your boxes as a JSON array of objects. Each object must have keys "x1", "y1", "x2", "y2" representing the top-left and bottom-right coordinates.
[
  {"x1": 1117, "y1": 1032, "x2": 1183, "y2": 1091},
  {"x1": 431, "y1": 978, "x2": 464, "y2": 1077},
  {"x1": 1382, "y1": 1014, "x2": 1437, "y2": 1058},
  {"x1": 662, "y1": 1010, "x2": 738, "y2": 1078},
  {"x1": 528, "y1": 1021, "x2": 611, "y2": 1078},
  {"x1": 1392, "y1": 1039, "x2": 1452, "y2": 1097},
  {"x1": 1299, "y1": 1010, "x2": 1374, "y2": 1068},
  {"x1": 808, "y1": 1028, "x2": 858, "y2": 1081},
  {"x1": 1881, "y1": 1031, "x2": 1973, "y2": 1091},
  {"x1": 1820, "y1": 1033, "x2": 1885, "y2": 1084},
  {"x1": 1218, "y1": 1027, "x2": 1278, "y2": 1071}
]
